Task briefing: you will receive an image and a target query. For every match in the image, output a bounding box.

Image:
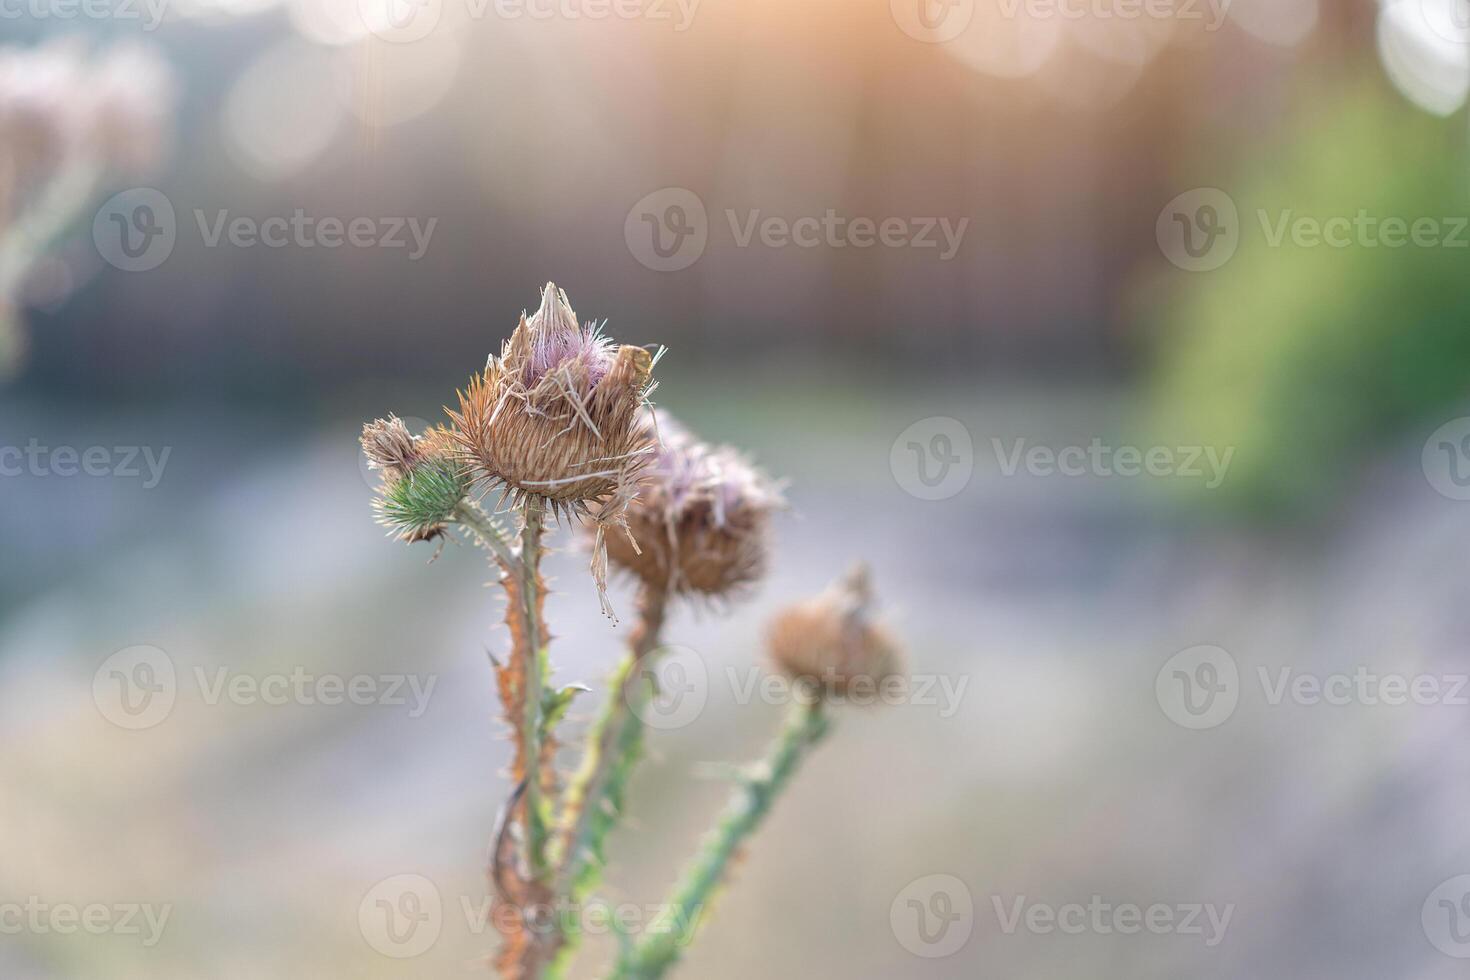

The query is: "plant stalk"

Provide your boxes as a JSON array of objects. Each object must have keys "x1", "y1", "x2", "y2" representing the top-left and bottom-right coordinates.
[
  {"x1": 453, "y1": 500, "x2": 519, "y2": 570},
  {"x1": 611, "y1": 698, "x2": 831, "y2": 980},
  {"x1": 545, "y1": 586, "x2": 668, "y2": 976},
  {"x1": 517, "y1": 498, "x2": 551, "y2": 878},
  {"x1": 558, "y1": 584, "x2": 667, "y2": 883}
]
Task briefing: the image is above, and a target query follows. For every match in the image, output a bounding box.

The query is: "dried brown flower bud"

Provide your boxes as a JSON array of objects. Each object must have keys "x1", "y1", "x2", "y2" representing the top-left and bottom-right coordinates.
[
  {"x1": 361, "y1": 415, "x2": 422, "y2": 479},
  {"x1": 766, "y1": 564, "x2": 904, "y2": 700},
  {"x1": 447, "y1": 282, "x2": 656, "y2": 519},
  {"x1": 362, "y1": 417, "x2": 469, "y2": 545},
  {"x1": 600, "y1": 409, "x2": 784, "y2": 598}
]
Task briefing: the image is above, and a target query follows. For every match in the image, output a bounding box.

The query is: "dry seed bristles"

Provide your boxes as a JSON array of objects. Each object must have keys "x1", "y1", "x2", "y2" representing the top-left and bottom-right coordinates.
[
  {"x1": 599, "y1": 409, "x2": 784, "y2": 600},
  {"x1": 766, "y1": 564, "x2": 905, "y2": 700},
  {"x1": 361, "y1": 415, "x2": 423, "y2": 480},
  {"x1": 446, "y1": 283, "x2": 657, "y2": 519}
]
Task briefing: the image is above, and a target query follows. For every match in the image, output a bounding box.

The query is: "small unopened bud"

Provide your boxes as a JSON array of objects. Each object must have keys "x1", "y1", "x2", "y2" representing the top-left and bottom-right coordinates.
[
  {"x1": 363, "y1": 417, "x2": 469, "y2": 544},
  {"x1": 361, "y1": 415, "x2": 423, "y2": 481},
  {"x1": 766, "y1": 564, "x2": 904, "y2": 701}
]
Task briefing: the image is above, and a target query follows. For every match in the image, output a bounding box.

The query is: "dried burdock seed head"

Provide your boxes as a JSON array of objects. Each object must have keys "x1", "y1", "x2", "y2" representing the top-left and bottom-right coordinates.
[
  {"x1": 599, "y1": 409, "x2": 785, "y2": 599},
  {"x1": 363, "y1": 417, "x2": 470, "y2": 544},
  {"x1": 766, "y1": 564, "x2": 904, "y2": 701},
  {"x1": 446, "y1": 282, "x2": 657, "y2": 518},
  {"x1": 362, "y1": 415, "x2": 423, "y2": 480}
]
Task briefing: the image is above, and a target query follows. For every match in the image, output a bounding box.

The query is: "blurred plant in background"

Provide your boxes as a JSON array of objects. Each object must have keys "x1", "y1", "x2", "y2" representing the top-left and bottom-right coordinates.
[
  {"x1": 1147, "y1": 76, "x2": 1470, "y2": 514},
  {"x1": 0, "y1": 39, "x2": 174, "y2": 379}
]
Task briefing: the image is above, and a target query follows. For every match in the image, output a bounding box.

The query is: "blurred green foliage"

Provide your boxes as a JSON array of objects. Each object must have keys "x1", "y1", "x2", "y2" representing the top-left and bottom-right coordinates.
[{"x1": 1149, "y1": 78, "x2": 1470, "y2": 514}]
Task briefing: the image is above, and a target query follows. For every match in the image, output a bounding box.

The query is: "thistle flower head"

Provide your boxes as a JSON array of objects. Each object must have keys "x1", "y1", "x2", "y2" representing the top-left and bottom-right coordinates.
[
  {"x1": 600, "y1": 409, "x2": 785, "y2": 599},
  {"x1": 446, "y1": 282, "x2": 657, "y2": 518},
  {"x1": 362, "y1": 416, "x2": 470, "y2": 544},
  {"x1": 766, "y1": 564, "x2": 904, "y2": 700}
]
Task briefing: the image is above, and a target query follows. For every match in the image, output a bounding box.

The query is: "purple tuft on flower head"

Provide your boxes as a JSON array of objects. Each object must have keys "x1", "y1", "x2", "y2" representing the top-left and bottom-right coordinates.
[{"x1": 522, "y1": 282, "x2": 616, "y2": 388}]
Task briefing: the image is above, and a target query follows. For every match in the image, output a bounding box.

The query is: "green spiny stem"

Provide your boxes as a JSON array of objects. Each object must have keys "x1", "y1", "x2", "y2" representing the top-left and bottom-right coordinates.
[
  {"x1": 518, "y1": 499, "x2": 552, "y2": 878},
  {"x1": 546, "y1": 586, "x2": 668, "y2": 976},
  {"x1": 611, "y1": 699, "x2": 832, "y2": 980},
  {"x1": 452, "y1": 500, "x2": 519, "y2": 570}
]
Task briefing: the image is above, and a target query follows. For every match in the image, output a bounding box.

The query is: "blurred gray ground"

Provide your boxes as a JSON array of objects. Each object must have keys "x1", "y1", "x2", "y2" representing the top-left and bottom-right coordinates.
[{"x1": 3, "y1": 379, "x2": 1470, "y2": 979}]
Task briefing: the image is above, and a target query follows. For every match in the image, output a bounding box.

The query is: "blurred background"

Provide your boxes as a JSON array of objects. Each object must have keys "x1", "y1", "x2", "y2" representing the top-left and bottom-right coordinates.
[{"x1": 7, "y1": 0, "x2": 1470, "y2": 977}]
